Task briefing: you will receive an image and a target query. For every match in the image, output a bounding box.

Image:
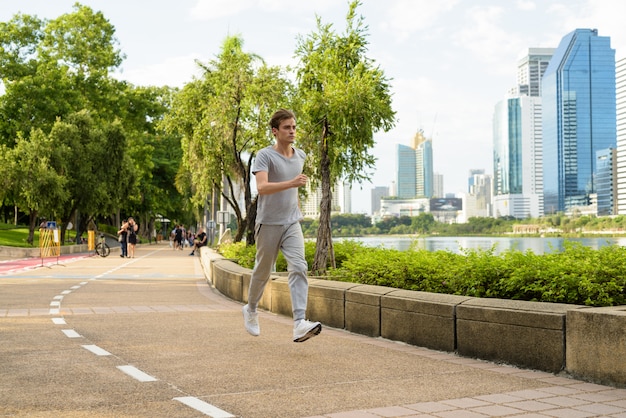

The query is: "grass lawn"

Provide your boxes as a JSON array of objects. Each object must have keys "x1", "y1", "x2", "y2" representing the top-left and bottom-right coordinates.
[{"x1": 0, "y1": 223, "x2": 79, "y2": 248}]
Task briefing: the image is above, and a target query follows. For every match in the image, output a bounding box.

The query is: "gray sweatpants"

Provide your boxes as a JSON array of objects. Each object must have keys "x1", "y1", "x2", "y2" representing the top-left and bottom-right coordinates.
[{"x1": 247, "y1": 222, "x2": 308, "y2": 321}]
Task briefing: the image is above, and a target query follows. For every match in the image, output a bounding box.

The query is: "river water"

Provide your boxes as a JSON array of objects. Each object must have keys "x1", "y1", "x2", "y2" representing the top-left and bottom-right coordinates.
[{"x1": 334, "y1": 236, "x2": 626, "y2": 255}]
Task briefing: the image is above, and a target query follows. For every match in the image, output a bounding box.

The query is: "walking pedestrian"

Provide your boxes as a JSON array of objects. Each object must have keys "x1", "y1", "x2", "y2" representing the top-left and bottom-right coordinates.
[
  {"x1": 117, "y1": 219, "x2": 129, "y2": 258},
  {"x1": 242, "y1": 109, "x2": 321, "y2": 343},
  {"x1": 127, "y1": 217, "x2": 138, "y2": 258}
]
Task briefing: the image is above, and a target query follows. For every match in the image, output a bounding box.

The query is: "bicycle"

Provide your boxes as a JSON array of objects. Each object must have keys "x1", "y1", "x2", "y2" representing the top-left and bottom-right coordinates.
[{"x1": 95, "y1": 233, "x2": 110, "y2": 257}]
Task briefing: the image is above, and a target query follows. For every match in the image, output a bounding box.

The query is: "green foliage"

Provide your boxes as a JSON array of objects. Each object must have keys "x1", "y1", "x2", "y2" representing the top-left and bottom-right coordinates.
[
  {"x1": 220, "y1": 239, "x2": 626, "y2": 307},
  {"x1": 162, "y1": 35, "x2": 293, "y2": 243}
]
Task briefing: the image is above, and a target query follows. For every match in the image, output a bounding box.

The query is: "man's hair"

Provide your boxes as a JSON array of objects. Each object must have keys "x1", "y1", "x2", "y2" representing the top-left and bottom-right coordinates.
[{"x1": 269, "y1": 109, "x2": 296, "y2": 130}]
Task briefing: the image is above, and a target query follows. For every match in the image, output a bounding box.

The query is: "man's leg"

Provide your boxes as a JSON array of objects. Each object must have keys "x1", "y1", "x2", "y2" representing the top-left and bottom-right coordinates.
[
  {"x1": 281, "y1": 222, "x2": 321, "y2": 342},
  {"x1": 280, "y1": 223, "x2": 308, "y2": 321},
  {"x1": 247, "y1": 224, "x2": 281, "y2": 311}
]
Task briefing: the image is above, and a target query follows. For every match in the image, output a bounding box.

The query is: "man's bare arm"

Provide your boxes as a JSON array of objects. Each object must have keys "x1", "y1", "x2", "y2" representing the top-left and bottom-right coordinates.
[{"x1": 255, "y1": 171, "x2": 307, "y2": 195}]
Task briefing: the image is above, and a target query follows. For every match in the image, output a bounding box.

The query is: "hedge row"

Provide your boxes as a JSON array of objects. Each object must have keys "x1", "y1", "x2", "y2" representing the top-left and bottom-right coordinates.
[{"x1": 218, "y1": 240, "x2": 626, "y2": 307}]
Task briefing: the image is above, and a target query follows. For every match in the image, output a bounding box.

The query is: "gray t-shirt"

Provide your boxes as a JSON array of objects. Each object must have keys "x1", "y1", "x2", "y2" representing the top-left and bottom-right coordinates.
[{"x1": 252, "y1": 145, "x2": 306, "y2": 225}]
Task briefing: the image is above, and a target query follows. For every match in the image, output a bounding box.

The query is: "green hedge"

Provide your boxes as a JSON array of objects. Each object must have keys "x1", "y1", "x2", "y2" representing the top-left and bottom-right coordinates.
[{"x1": 217, "y1": 240, "x2": 626, "y2": 307}]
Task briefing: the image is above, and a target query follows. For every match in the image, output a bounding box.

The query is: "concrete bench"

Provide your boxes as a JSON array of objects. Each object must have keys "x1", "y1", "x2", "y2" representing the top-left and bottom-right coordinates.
[
  {"x1": 567, "y1": 306, "x2": 626, "y2": 386},
  {"x1": 382, "y1": 290, "x2": 471, "y2": 352},
  {"x1": 456, "y1": 298, "x2": 583, "y2": 372}
]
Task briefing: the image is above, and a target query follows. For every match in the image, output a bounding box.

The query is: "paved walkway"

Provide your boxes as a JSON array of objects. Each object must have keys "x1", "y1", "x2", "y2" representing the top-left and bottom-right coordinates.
[{"x1": 1, "y1": 243, "x2": 626, "y2": 417}]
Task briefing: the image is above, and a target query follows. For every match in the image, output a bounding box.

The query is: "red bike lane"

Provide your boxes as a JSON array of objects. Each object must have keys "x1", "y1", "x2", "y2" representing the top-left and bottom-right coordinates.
[{"x1": 0, "y1": 253, "x2": 92, "y2": 276}]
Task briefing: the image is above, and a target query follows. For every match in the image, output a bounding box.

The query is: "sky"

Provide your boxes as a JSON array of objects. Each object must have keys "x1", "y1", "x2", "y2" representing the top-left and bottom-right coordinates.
[{"x1": 2, "y1": 0, "x2": 625, "y2": 214}]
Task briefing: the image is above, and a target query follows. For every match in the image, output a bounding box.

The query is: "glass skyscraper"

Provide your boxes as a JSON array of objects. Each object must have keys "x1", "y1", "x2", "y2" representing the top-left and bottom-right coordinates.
[
  {"x1": 493, "y1": 48, "x2": 551, "y2": 219},
  {"x1": 542, "y1": 29, "x2": 616, "y2": 214},
  {"x1": 395, "y1": 131, "x2": 433, "y2": 199}
]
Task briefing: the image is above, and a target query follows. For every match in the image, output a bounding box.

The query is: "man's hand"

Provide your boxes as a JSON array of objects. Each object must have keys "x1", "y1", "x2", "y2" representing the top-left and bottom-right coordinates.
[{"x1": 292, "y1": 174, "x2": 308, "y2": 188}]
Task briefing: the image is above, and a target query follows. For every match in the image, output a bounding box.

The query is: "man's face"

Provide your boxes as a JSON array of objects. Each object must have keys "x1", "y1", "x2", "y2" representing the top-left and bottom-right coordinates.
[{"x1": 273, "y1": 118, "x2": 296, "y2": 143}]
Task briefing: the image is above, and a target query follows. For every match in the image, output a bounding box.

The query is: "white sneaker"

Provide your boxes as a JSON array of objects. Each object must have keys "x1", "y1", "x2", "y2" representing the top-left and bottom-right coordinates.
[
  {"x1": 293, "y1": 319, "x2": 322, "y2": 343},
  {"x1": 242, "y1": 304, "x2": 260, "y2": 336}
]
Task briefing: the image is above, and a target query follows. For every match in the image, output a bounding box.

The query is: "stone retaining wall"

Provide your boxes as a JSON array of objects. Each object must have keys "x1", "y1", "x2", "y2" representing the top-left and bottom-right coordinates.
[{"x1": 200, "y1": 248, "x2": 626, "y2": 387}]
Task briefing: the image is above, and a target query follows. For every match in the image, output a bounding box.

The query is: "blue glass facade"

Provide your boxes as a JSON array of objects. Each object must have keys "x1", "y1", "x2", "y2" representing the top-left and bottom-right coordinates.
[
  {"x1": 542, "y1": 29, "x2": 616, "y2": 214},
  {"x1": 493, "y1": 98, "x2": 524, "y2": 196},
  {"x1": 396, "y1": 144, "x2": 416, "y2": 198},
  {"x1": 596, "y1": 148, "x2": 614, "y2": 215}
]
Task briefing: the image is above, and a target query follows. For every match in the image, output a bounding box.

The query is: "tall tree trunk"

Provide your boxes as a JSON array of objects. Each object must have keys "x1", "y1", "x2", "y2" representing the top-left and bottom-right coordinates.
[{"x1": 312, "y1": 120, "x2": 335, "y2": 274}]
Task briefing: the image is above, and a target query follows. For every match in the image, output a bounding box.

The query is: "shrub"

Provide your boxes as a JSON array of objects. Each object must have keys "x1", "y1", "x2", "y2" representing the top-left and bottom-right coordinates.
[{"x1": 217, "y1": 240, "x2": 626, "y2": 307}]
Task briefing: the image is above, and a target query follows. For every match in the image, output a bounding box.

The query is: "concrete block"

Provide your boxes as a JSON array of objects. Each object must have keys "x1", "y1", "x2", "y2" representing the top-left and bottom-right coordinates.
[
  {"x1": 308, "y1": 279, "x2": 360, "y2": 329},
  {"x1": 456, "y1": 298, "x2": 579, "y2": 372},
  {"x1": 382, "y1": 290, "x2": 471, "y2": 351},
  {"x1": 566, "y1": 306, "x2": 626, "y2": 385},
  {"x1": 211, "y1": 259, "x2": 246, "y2": 303},
  {"x1": 200, "y1": 249, "x2": 224, "y2": 284},
  {"x1": 345, "y1": 285, "x2": 396, "y2": 337}
]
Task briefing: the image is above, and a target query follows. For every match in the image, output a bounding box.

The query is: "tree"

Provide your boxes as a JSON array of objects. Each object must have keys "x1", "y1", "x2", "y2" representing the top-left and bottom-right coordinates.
[
  {"x1": 412, "y1": 213, "x2": 435, "y2": 234},
  {"x1": 164, "y1": 35, "x2": 293, "y2": 243},
  {"x1": 294, "y1": 0, "x2": 396, "y2": 274},
  {"x1": 6, "y1": 129, "x2": 69, "y2": 243},
  {"x1": 49, "y1": 111, "x2": 134, "y2": 242},
  {"x1": 0, "y1": 5, "x2": 125, "y2": 144}
]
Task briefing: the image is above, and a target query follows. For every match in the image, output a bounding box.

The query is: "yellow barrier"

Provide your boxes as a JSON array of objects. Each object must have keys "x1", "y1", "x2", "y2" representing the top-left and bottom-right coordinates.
[
  {"x1": 88, "y1": 230, "x2": 95, "y2": 251},
  {"x1": 39, "y1": 228, "x2": 61, "y2": 260}
]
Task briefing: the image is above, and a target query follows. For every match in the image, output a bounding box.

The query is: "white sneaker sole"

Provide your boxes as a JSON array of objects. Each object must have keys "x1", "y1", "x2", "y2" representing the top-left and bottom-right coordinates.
[{"x1": 293, "y1": 323, "x2": 322, "y2": 343}]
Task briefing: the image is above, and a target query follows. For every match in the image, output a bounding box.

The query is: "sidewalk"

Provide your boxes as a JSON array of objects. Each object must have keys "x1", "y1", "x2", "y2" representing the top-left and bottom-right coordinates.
[{"x1": 1, "y1": 243, "x2": 626, "y2": 417}]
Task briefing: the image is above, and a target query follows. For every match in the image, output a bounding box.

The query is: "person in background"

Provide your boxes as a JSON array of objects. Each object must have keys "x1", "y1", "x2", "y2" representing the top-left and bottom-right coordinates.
[
  {"x1": 174, "y1": 224, "x2": 184, "y2": 250},
  {"x1": 127, "y1": 217, "x2": 138, "y2": 258},
  {"x1": 117, "y1": 219, "x2": 129, "y2": 258},
  {"x1": 242, "y1": 109, "x2": 322, "y2": 343},
  {"x1": 189, "y1": 228, "x2": 207, "y2": 256}
]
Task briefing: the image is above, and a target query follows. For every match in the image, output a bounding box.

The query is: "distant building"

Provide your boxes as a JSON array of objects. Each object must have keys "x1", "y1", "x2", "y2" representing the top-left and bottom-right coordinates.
[
  {"x1": 379, "y1": 198, "x2": 430, "y2": 218},
  {"x1": 467, "y1": 171, "x2": 492, "y2": 218},
  {"x1": 493, "y1": 48, "x2": 551, "y2": 219},
  {"x1": 596, "y1": 148, "x2": 616, "y2": 216},
  {"x1": 543, "y1": 29, "x2": 616, "y2": 215},
  {"x1": 395, "y1": 131, "x2": 434, "y2": 199},
  {"x1": 616, "y1": 57, "x2": 626, "y2": 214},
  {"x1": 433, "y1": 173, "x2": 444, "y2": 198},
  {"x1": 301, "y1": 180, "x2": 350, "y2": 218},
  {"x1": 493, "y1": 96, "x2": 544, "y2": 218},
  {"x1": 370, "y1": 186, "x2": 389, "y2": 215}
]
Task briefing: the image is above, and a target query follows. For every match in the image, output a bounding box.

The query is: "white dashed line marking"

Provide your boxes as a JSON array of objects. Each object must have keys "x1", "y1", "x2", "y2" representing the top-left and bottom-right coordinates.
[
  {"x1": 61, "y1": 329, "x2": 81, "y2": 338},
  {"x1": 51, "y1": 318, "x2": 66, "y2": 325},
  {"x1": 174, "y1": 397, "x2": 235, "y2": 417},
  {"x1": 117, "y1": 365, "x2": 157, "y2": 382},
  {"x1": 61, "y1": 290, "x2": 72, "y2": 295},
  {"x1": 82, "y1": 345, "x2": 111, "y2": 356},
  {"x1": 53, "y1": 295, "x2": 64, "y2": 300},
  {"x1": 49, "y1": 308, "x2": 60, "y2": 315},
  {"x1": 50, "y1": 301, "x2": 60, "y2": 307}
]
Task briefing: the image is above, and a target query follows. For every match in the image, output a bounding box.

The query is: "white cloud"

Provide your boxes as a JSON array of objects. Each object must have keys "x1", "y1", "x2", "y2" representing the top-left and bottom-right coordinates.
[
  {"x1": 382, "y1": 0, "x2": 460, "y2": 41},
  {"x1": 516, "y1": 0, "x2": 536, "y2": 11},
  {"x1": 115, "y1": 54, "x2": 204, "y2": 88},
  {"x1": 189, "y1": 0, "x2": 337, "y2": 21}
]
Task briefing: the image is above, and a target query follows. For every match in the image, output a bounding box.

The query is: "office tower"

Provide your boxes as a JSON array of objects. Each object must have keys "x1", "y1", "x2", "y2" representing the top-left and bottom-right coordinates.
[
  {"x1": 616, "y1": 57, "x2": 626, "y2": 214},
  {"x1": 543, "y1": 29, "x2": 616, "y2": 215},
  {"x1": 509, "y1": 48, "x2": 555, "y2": 97},
  {"x1": 596, "y1": 148, "x2": 616, "y2": 215},
  {"x1": 338, "y1": 181, "x2": 352, "y2": 214},
  {"x1": 396, "y1": 144, "x2": 416, "y2": 198},
  {"x1": 493, "y1": 96, "x2": 544, "y2": 218},
  {"x1": 468, "y1": 171, "x2": 492, "y2": 217},
  {"x1": 301, "y1": 180, "x2": 348, "y2": 218},
  {"x1": 493, "y1": 49, "x2": 551, "y2": 219},
  {"x1": 370, "y1": 186, "x2": 389, "y2": 215},
  {"x1": 468, "y1": 169, "x2": 485, "y2": 193},
  {"x1": 395, "y1": 130, "x2": 433, "y2": 199},
  {"x1": 433, "y1": 173, "x2": 443, "y2": 198}
]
